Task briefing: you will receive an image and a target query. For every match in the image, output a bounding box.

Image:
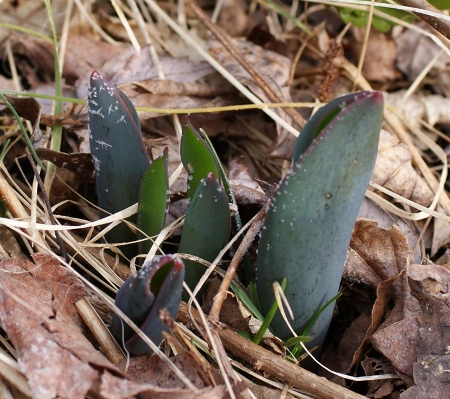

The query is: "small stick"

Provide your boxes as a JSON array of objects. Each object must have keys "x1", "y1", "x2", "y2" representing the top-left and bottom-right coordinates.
[
  {"x1": 396, "y1": 0, "x2": 450, "y2": 40},
  {"x1": 208, "y1": 208, "x2": 266, "y2": 320},
  {"x1": 179, "y1": 302, "x2": 366, "y2": 399}
]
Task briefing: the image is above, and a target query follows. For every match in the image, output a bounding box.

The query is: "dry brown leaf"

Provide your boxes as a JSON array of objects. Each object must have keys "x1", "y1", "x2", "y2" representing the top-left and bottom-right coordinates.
[
  {"x1": 320, "y1": 313, "x2": 371, "y2": 382},
  {"x1": 344, "y1": 219, "x2": 411, "y2": 287},
  {"x1": 100, "y1": 370, "x2": 243, "y2": 399},
  {"x1": 372, "y1": 129, "x2": 434, "y2": 207},
  {"x1": 394, "y1": 24, "x2": 450, "y2": 82},
  {"x1": 431, "y1": 205, "x2": 450, "y2": 257},
  {"x1": 208, "y1": 39, "x2": 295, "y2": 157},
  {"x1": 400, "y1": 263, "x2": 450, "y2": 398},
  {"x1": 351, "y1": 27, "x2": 400, "y2": 82},
  {"x1": 76, "y1": 45, "x2": 216, "y2": 97},
  {"x1": 0, "y1": 257, "x2": 121, "y2": 399},
  {"x1": 358, "y1": 198, "x2": 421, "y2": 263},
  {"x1": 26, "y1": 253, "x2": 89, "y2": 327},
  {"x1": 341, "y1": 220, "x2": 418, "y2": 373},
  {"x1": 371, "y1": 318, "x2": 420, "y2": 377},
  {"x1": 119, "y1": 353, "x2": 206, "y2": 389},
  {"x1": 384, "y1": 91, "x2": 450, "y2": 130},
  {"x1": 361, "y1": 357, "x2": 397, "y2": 398},
  {"x1": 228, "y1": 157, "x2": 268, "y2": 207}
]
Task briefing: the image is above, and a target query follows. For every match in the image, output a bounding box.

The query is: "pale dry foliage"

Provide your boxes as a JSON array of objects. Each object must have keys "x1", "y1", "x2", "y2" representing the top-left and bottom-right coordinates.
[{"x1": 0, "y1": 1, "x2": 450, "y2": 398}]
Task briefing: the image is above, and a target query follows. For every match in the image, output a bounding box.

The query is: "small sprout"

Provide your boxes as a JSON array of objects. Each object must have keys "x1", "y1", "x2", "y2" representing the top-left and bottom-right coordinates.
[{"x1": 111, "y1": 255, "x2": 185, "y2": 356}]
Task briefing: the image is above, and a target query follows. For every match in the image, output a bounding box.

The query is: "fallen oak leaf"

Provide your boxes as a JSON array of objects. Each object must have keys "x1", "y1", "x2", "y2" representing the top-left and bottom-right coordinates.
[
  {"x1": 100, "y1": 370, "x2": 246, "y2": 399},
  {"x1": 0, "y1": 257, "x2": 123, "y2": 399},
  {"x1": 26, "y1": 253, "x2": 89, "y2": 328},
  {"x1": 344, "y1": 219, "x2": 411, "y2": 289},
  {"x1": 372, "y1": 129, "x2": 434, "y2": 207}
]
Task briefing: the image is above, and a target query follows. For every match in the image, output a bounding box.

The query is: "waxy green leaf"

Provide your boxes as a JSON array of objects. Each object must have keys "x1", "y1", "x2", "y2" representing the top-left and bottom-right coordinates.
[
  {"x1": 256, "y1": 91, "x2": 383, "y2": 352},
  {"x1": 111, "y1": 255, "x2": 184, "y2": 356},
  {"x1": 88, "y1": 70, "x2": 150, "y2": 257},
  {"x1": 178, "y1": 172, "x2": 231, "y2": 297},
  {"x1": 180, "y1": 116, "x2": 220, "y2": 199},
  {"x1": 138, "y1": 147, "x2": 170, "y2": 255},
  {"x1": 183, "y1": 117, "x2": 253, "y2": 282}
]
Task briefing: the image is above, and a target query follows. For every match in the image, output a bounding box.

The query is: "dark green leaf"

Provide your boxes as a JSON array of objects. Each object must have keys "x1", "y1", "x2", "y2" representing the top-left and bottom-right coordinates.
[
  {"x1": 180, "y1": 116, "x2": 220, "y2": 199},
  {"x1": 111, "y1": 255, "x2": 184, "y2": 356},
  {"x1": 256, "y1": 91, "x2": 383, "y2": 352},
  {"x1": 179, "y1": 172, "x2": 230, "y2": 297},
  {"x1": 88, "y1": 70, "x2": 150, "y2": 257}
]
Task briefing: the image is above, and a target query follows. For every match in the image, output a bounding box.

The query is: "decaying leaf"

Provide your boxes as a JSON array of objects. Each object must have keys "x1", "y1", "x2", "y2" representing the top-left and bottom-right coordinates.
[
  {"x1": 344, "y1": 219, "x2": 412, "y2": 288},
  {"x1": 228, "y1": 157, "x2": 268, "y2": 207},
  {"x1": 209, "y1": 39, "x2": 295, "y2": 158},
  {"x1": 372, "y1": 129, "x2": 434, "y2": 207},
  {"x1": 394, "y1": 27, "x2": 449, "y2": 82},
  {"x1": 358, "y1": 197, "x2": 421, "y2": 263},
  {"x1": 351, "y1": 27, "x2": 400, "y2": 82},
  {"x1": 337, "y1": 220, "x2": 416, "y2": 376},
  {"x1": 25, "y1": 253, "x2": 89, "y2": 328},
  {"x1": 384, "y1": 91, "x2": 450, "y2": 130},
  {"x1": 100, "y1": 371, "x2": 245, "y2": 399},
  {"x1": 0, "y1": 257, "x2": 121, "y2": 399},
  {"x1": 390, "y1": 262, "x2": 450, "y2": 398}
]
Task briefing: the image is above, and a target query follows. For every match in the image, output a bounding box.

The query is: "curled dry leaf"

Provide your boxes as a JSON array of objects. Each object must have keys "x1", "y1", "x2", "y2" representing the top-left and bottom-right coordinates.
[
  {"x1": 340, "y1": 219, "x2": 417, "y2": 375},
  {"x1": 394, "y1": 27, "x2": 449, "y2": 82},
  {"x1": 372, "y1": 129, "x2": 434, "y2": 207},
  {"x1": 358, "y1": 197, "x2": 421, "y2": 263},
  {"x1": 228, "y1": 157, "x2": 268, "y2": 207},
  {"x1": 431, "y1": 205, "x2": 450, "y2": 257},
  {"x1": 351, "y1": 27, "x2": 400, "y2": 82},
  {"x1": 71, "y1": 45, "x2": 229, "y2": 125},
  {"x1": 354, "y1": 249, "x2": 450, "y2": 390},
  {"x1": 344, "y1": 219, "x2": 411, "y2": 288}
]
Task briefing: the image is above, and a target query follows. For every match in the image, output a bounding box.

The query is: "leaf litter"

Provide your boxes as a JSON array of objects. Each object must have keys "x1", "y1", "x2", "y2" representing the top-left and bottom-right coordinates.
[{"x1": 1, "y1": 0, "x2": 450, "y2": 398}]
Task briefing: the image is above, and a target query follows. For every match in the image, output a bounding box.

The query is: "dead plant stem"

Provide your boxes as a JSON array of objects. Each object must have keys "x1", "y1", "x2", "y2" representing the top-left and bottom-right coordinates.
[
  {"x1": 209, "y1": 207, "x2": 266, "y2": 320},
  {"x1": 396, "y1": 0, "x2": 450, "y2": 40},
  {"x1": 178, "y1": 302, "x2": 366, "y2": 399}
]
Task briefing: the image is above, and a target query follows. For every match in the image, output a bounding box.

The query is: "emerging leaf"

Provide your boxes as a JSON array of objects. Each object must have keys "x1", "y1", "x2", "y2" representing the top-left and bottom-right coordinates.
[
  {"x1": 180, "y1": 116, "x2": 220, "y2": 199},
  {"x1": 111, "y1": 255, "x2": 184, "y2": 356},
  {"x1": 181, "y1": 117, "x2": 252, "y2": 281},
  {"x1": 178, "y1": 172, "x2": 231, "y2": 297},
  {"x1": 138, "y1": 147, "x2": 170, "y2": 255},
  {"x1": 88, "y1": 70, "x2": 150, "y2": 257},
  {"x1": 256, "y1": 91, "x2": 383, "y2": 353}
]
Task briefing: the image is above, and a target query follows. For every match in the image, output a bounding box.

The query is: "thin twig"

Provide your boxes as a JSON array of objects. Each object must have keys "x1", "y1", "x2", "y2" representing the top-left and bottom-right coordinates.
[
  {"x1": 179, "y1": 302, "x2": 367, "y2": 399},
  {"x1": 396, "y1": 0, "x2": 450, "y2": 40},
  {"x1": 209, "y1": 207, "x2": 266, "y2": 320}
]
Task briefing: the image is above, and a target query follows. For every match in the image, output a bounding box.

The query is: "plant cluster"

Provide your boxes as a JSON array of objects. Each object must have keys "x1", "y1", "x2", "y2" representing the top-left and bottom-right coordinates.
[{"x1": 88, "y1": 71, "x2": 383, "y2": 358}]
